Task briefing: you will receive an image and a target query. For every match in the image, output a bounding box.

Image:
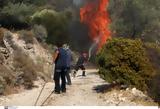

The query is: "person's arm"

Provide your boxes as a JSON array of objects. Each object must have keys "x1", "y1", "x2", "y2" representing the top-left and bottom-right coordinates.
[
  {"x1": 53, "y1": 50, "x2": 59, "y2": 64},
  {"x1": 83, "y1": 56, "x2": 88, "y2": 65}
]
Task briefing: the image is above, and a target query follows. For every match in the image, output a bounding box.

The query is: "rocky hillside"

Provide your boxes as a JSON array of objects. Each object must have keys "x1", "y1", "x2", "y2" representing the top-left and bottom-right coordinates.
[{"x1": 0, "y1": 28, "x2": 52, "y2": 95}]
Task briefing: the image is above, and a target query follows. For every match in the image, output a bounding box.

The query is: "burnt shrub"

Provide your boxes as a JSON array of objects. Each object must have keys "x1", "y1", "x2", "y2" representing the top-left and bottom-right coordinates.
[{"x1": 96, "y1": 38, "x2": 156, "y2": 91}]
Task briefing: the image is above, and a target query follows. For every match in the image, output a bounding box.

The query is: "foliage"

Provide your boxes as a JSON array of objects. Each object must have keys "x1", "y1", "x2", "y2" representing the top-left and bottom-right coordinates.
[
  {"x1": 31, "y1": 9, "x2": 72, "y2": 45},
  {"x1": 32, "y1": 25, "x2": 47, "y2": 42},
  {"x1": 0, "y1": 3, "x2": 35, "y2": 29},
  {"x1": 0, "y1": 0, "x2": 47, "y2": 8},
  {"x1": 108, "y1": 0, "x2": 160, "y2": 42},
  {"x1": 144, "y1": 43, "x2": 160, "y2": 102},
  {"x1": 96, "y1": 38, "x2": 156, "y2": 91},
  {"x1": 51, "y1": 0, "x2": 73, "y2": 11}
]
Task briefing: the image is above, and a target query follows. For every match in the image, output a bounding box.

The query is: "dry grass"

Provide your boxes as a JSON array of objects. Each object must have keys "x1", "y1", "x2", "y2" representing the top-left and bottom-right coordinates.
[
  {"x1": 0, "y1": 64, "x2": 15, "y2": 95},
  {"x1": 13, "y1": 49, "x2": 37, "y2": 89},
  {"x1": 0, "y1": 28, "x2": 5, "y2": 46},
  {"x1": 13, "y1": 48, "x2": 47, "y2": 89},
  {"x1": 3, "y1": 85, "x2": 20, "y2": 95},
  {"x1": 0, "y1": 53, "x2": 4, "y2": 64},
  {"x1": 18, "y1": 30, "x2": 36, "y2": 44}
]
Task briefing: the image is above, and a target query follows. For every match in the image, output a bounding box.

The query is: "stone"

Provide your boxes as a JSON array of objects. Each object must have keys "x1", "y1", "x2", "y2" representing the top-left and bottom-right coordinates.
[
  {"x1": 24, "y1": 44, "x2": 33, "y2": 50},
  {"x1": 131, "y1": 88, "x2": 146, "y2": 98}
]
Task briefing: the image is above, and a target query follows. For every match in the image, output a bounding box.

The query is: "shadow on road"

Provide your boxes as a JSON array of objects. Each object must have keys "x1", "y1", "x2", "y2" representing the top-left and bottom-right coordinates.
[{"x1": 93, "y1": 83, "x2": 120, "y2": 93}]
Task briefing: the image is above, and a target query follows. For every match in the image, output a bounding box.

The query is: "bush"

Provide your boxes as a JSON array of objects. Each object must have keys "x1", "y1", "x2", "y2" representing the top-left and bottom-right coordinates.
[
  {"x1": 108, "y1": 0, "x2": 160, "y2": 42},
  {"x1": 96, "y1": 38, "x2": 156, "y2": 91},
  {"x1": 144, "y1": 42, "x2": 160, "y2": 103},
  {"x1": 0, "y1": 65, "x2": 14, "y2": 95},
  {"x1": 148, "y1": 74, "x2": 160, "y2": 103},
  {"x1": 18, "y1": 30, "x2": 36, "y2": 44},
  {"x1": 32, "y1": 25, "x2": 47, "y2": 42},
  {"x1": 31, "y1": 9, "x2": 72, "y2": 45},
  {"x1": 0, "y1": 3, "x2": 35, "y2": 29}
]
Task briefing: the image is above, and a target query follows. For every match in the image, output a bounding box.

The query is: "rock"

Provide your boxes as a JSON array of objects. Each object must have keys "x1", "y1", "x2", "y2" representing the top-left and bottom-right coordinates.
[
  {"x1": 0, "y1": 47, "x2": 7, "y2": 54},
  {"x1": 0, "y1": 47, "x2": 10, "y2": 61},
  {"x1": 131, "y1": 88, "x2": 146, "y2": 98},
  {"x1": 126, "y1": 88, "x2": 130, "y2": 91},
  {"x1": 120, "y1": 84, "x2": 128, "y2": 89},
  {"x1": 119, "y1": 97, "x2": 126, "y2": 102},
  {"x1": 24, "y1": 44, "x2": 33, "y2": 50}
]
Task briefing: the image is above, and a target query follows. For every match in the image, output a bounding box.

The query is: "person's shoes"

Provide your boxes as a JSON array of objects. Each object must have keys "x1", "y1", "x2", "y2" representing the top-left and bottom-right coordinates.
[
  {"x1": 67, "y1": 82, "x2": 72, "y2": 85},
  {"x1": 82, "y1": 75, "x2": 86, "y2": 77},
  {"x1": 73, "y1": 72, "x2": 76, "y2": 77},
  {"x1": 53, "y1": 90, "x2": 60, "y2": 94},
  {"x1": 82, "y1": 73, "x2": 86, "y2": 76},
  {"x1": 62, "y1": 90, "x2": 66, "y2": 93}
]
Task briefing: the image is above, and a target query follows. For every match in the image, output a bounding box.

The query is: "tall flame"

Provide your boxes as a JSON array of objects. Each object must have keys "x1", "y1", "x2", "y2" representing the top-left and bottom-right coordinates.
[{"x1": 80, "y1": 0, "x2": 111, "y2": 50}]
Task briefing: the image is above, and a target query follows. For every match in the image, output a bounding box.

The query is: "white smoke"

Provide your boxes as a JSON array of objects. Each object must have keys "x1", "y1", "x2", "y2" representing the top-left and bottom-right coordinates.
[
  {"x1": 73, "y1": 0, "x2": 89, "y2": 7},
  {"x1": 73, "y1": 0, "x2": 83, "y2": 6},
  {"x1": 88, "y1": 32, "x2": 103, "y2": 60},
  {"x1": 88, "y1": 38, "x2": 99, "y2": 60}
]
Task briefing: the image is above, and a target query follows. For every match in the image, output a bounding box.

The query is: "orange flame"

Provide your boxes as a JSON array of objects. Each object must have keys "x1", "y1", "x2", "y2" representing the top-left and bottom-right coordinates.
[{"x1": 80, "y1": 0, "x2": 111, "y2": 50}]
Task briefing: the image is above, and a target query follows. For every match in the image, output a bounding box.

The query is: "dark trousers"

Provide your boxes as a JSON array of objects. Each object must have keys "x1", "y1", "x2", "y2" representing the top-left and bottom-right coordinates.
[
  {"x1": 74, "y1": 65, "x2": 86, "y2": 76},
  {"x1": 54, "y1": 68, "x2": 67, "y2": 92},
  {"x1": 66, "y1": 68, "x2": 71, "y2": 85}
]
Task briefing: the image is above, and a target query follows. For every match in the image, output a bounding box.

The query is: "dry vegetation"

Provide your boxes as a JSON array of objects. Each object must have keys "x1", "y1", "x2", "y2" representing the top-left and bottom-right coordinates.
[
  {"x1": 0, "y1": 28, "x2": 5, "y2": 46},
  {"x1": 13, "y1": 49, "x2": 42, "y2": 89},
  {"x1": 18, "y1": 30, "x2": 36, "y2": 44}
]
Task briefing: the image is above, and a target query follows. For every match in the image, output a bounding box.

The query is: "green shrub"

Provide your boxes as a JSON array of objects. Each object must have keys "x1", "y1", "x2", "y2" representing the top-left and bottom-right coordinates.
[
  {"x1": 148, "y1": 74, "x2": 160, "y2": 103},
  {"x1": 31, "y1": 9, "x2": 72, "y2": 45},
  {"x1": 96, "y1": 38, "x2": 156, "y2": 91},
  {"x1": 0, "y1": 3, "x2": 35, "y2": 29},
  {"x1": 144, "y1": 42, "x2": 160, "y2": 103}
]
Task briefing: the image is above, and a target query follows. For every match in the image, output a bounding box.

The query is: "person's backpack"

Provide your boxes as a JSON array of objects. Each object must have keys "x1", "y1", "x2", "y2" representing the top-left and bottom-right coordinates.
[{"x1": 55, "y1": 47, "x2": 68, "y2": 69}]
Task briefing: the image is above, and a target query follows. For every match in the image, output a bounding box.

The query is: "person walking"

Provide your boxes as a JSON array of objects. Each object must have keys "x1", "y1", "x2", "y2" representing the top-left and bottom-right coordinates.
[
  {"x1": 63, "y1": 44, "x2": 72, "y2": 85},
  {"x1": 73, "y1": 52, "x2": 88, "y2": 77},
  {"x1": 53, "y1": 42, "x2": 68, "y2": 94}
]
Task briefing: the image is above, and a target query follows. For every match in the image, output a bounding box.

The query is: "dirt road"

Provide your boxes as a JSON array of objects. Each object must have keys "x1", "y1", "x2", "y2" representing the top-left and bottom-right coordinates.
[
  {"x1": 0, "y1": 69, "x2": 111, "y2": 106},
  {"x1": 0, "y1": 69, "x2": 151, "y2": 106}
]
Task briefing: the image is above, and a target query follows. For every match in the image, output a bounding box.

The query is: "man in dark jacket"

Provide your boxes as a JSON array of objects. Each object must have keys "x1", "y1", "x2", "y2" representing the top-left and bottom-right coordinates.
[
  {"x1": 73, "y1": 53, "x2": 88, "y2": 77},
  {"x1": 63, "y1": 44, "x2": 72, "y2": 85},
  {"x1": 53, "y1": 42, "x2": 68, "y2": 94}
]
